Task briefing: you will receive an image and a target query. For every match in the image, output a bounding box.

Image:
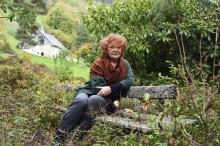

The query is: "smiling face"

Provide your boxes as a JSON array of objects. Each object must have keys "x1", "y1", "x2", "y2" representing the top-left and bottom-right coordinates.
[
  {"x1": 99, "y1": 33, "x2": 128, "y2": 59},
  {"x1": 107, "y1": 41, "x2": 122, "y2": 60}
]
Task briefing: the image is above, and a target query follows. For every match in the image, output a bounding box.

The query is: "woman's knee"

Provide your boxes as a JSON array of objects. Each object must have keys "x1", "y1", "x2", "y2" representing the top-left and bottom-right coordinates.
[
  {"x1": 88, "y1": 95, "x2": 108, "y2": 109},
  {"x1": 88, "y1": 95, "x2": 104, "y2": 103},
  {"x1": 71, "y1": 93, "x2": 89, "y2": 106}
]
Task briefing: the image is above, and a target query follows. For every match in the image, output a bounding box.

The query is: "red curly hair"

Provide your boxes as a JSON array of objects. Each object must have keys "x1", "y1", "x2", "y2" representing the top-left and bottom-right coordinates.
[{"x1": 99, "y1": 33, "x2": 128, "y2": 58}]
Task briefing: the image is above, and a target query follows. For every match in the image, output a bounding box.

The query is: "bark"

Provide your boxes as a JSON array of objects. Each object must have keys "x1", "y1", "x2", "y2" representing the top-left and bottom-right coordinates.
[
  {"x1": 144, "y1": 49, "x2": 148, "y2": 72},
  {"x1": 96, "y1": 115, "x2": 152, "y2": 133},
  {"x1": 127, "y1": 84, "x2": 177, "y2": 99},
  {"x1": 96, "y1": 111, "x2": 196, "y2": 133},
  {"x1": 213, "y1": 19, "x2": 219, "y2": 80},
  {"x1": 199, "y1": 34, "x2": 203, "y2": 64}
]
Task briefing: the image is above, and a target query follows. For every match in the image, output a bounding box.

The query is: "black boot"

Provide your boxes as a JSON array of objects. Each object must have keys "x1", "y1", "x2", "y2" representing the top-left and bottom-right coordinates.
[{"x1": 52, "y1": 129, "x2": 67, "y2": 146}]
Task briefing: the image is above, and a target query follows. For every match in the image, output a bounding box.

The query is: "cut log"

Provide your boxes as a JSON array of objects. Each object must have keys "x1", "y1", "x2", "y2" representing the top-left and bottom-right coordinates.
[
  {"x1": 127, "y1": 84, "x2": 177, "y2": 99},
  {"x1": 117, "y1": 110, "x2": 196, "y2": 125},
  {"x1": 96, "y1": 115, "x2": 152, "y2": 133},
  {"x1": 54, "y1": 84, "x2": 177, "y2": 99},
  {"x1": 97, "y1": 113, "x2": 196, "y2": 133}
]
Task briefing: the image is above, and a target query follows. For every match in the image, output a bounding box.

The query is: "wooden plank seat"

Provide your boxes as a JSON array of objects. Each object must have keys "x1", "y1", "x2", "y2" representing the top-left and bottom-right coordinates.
[{"x1": 54, "y1": 84, "x2": 177, "y2": 99}]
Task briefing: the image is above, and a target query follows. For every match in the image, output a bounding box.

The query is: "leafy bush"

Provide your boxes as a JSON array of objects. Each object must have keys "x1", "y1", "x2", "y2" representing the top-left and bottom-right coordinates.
[
  {"x1": 82, "y1": 0, "x2": 220, "y2": 84},
  {"x1": 0, "y1": 32, "x2": 14, "y2": 55},
  {"x1": 72, "y1": 123, "x2": 164, "y2": 146},
  {"x1": 48, "y1": 29, "x2": 74, "y2": 48},
  {"x1": 46, "y1": 1, "x2": 78, "y2": 48},
  {"x1": 0, "y1": 59, "x2": 73, "y2": 145},
  {"x1": 54, "y1": 54, "x2": 75, "y2": 83}
]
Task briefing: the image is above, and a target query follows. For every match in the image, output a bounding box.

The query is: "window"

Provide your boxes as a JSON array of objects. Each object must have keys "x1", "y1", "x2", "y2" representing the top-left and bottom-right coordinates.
[{"x1": 38, "y1": 36, "x2": 44, "y2": 45}]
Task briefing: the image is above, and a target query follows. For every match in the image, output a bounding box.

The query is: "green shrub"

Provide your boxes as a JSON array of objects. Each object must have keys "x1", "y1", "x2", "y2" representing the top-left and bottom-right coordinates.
[
  {"x1": 0, "y1": 61, "x2": 72, "y2": 145},
  {"x1": 74, "y1": 123, "x2": 163, "y2": 146},
  {"x1": 54, "y1": 54, "x2": 76, "y2": 83},
  {"x1": 0, "y1": 32, "x2": 15, "y2": 55}
]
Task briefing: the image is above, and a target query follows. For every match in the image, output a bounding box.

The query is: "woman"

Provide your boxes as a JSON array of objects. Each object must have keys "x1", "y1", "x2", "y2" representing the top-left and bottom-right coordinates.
[{"x1": 53, "y1": 33, "x2": 134, "y2": 144}]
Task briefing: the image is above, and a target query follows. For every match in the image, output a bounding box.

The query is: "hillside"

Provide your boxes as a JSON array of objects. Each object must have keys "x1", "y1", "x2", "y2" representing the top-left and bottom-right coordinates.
[{"x1": 0, "y1": 0, "x2": 89, "y2": 81}]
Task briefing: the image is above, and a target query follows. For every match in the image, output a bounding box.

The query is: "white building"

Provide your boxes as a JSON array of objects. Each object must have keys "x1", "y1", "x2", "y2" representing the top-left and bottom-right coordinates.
[{"x1": 22, "y1": 28, "x2": 66, "y2": 58}]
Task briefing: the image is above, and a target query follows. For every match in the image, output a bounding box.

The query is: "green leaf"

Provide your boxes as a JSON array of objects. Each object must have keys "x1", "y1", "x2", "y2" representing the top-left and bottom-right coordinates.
[
  {"x1": 177, "y1": 106, "x2": 181, "y2": 112},
  {"x1": 144, "y1": 93, "x2": 150, "y2": 101}
]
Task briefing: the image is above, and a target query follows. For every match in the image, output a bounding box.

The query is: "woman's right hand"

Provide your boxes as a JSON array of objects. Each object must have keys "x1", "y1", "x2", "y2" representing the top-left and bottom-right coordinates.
[{"x1": 96, "y1": 86, "x2": 112, "y2": 97}]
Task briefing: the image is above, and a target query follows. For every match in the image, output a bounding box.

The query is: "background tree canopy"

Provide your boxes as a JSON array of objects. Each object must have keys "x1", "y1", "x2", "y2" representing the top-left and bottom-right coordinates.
[{"x1": 45, "y1": 1, "x2": 78, "y2": 49}]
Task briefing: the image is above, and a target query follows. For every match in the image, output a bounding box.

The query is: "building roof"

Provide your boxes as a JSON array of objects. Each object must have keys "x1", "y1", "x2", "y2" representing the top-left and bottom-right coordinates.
[{"x1": 37, "y1": 29, "x2": 66, "y2": 50}]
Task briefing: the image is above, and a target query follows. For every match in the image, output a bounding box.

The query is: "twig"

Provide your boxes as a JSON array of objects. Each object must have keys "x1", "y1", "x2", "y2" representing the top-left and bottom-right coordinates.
[
  {"x1": 203, "y1": 84, "x2": 209, "y2": 146},
  {"x1": 30, "y1": 133, "x2": 36, "y2": 142},
  {"x1": 199, "y1": 34, "x2": 203, "y2": 64},
  {"x1": 0, "y1": 16, "x2": 7, "y2": 19},
  {"x1": 179, "y1": 27, "x2": 187, "y2": 66},
  {"x1": 213, "y1": 18, "x2": 219, "y2": 81},
  {"x1": 173, "y1": 27, "x2": 189, "y2": 84},
  {"x1": 173, "y1": 28, "x2": 184, "y2": 70},
  {"x1": 180, "y1": 125, "x2": 200, "y2": 146}
]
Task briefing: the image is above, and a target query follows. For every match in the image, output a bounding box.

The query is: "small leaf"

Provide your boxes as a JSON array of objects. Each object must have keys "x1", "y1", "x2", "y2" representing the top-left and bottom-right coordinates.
[
  {"x1": 1, "y1": 6, "x2": 7, "y2": 13},
  {"x1": 113, "y1": 100, "x2": 120, "y2": 107},
  {"x1": 144, "y1": 93, "x2": 150, "y2": 102},
  {"x1": 124, "y1": 108, "x2": 134, "y2": 113},
  {"x1": 177, "y1": 106, "x2": 181, "y2": 112}
]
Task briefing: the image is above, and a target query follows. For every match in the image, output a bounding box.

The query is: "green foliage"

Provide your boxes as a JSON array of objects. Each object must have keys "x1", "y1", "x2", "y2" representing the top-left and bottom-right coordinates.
[
  {"x1": 0, "y1": 16, "x2": 14, "y2": 55},
  {"x1": 46, "y1": 1, "x2": 78, "y2": 48},
  {"x1": 49, "y1": 29, "x2": 73, "y2": 48},
  {"x1": 0, "y1": 33, "x2": 14, "y2": 55},
  {"x1": 1, "y1": 0, "x2": 219, "y2": 145},
  {"x1": 47, "y1": 2, "x2": 76, "y2": 34},
  {"x1": 0, "y1": 58, "x2": 72, "y2": 145},
  {"x1": 54, "y1": 53, "x2": 88, "y2": 83},
  {"x1": 72, "y1": 43, "x2": 96, "y2": 65},
  {"x1": 156, "y1": 68, "x2": 220, "y2": 146},
  {"x1": 0, "y1": 0, "x2": 47, "y2": 42},
  {"x1": 75, "y1": 24, "x2": 90, "y2": 48},
  {"x1": 82, "y1": 0, "x2": 220, "y2": 83},
  {"x1": 81, "y1": 123, "x2": 164, "y2": 146},
  {"x1": 54, "y1": 54, "x2": 75, "y2": 82},
  {"x1": 82, "y1": 0, "x2": 174, "y2": 76}
]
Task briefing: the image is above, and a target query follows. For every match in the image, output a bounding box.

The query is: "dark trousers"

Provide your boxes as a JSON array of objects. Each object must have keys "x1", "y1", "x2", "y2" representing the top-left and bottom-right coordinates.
[{"x1": 60, "y1": 93, "x2": 114, "y2": 132}]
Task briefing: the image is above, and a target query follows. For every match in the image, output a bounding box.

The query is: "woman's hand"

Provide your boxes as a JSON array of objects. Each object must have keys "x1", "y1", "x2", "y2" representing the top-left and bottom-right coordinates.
[{"x1": 97, "y1": 86, "x2": 112, "y2": 97}]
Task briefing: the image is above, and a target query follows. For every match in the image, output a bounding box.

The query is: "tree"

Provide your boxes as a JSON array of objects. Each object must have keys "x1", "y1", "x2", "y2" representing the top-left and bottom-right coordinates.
[
  {"x1": 46, "y1": 1, "x2": 78, "y2": 48},
  {"x1": 0, "y1": 14, "x2": 14, "y2": 54},
  {"x1": 82, "y1": 0, "x2": 219, "y2": 82},
  {"x1": 0, "y1": 0, "x2": 47, "y2": 43},
  {"x1": 82, "y1": 0, "x2": 176, "y2": 75},
  {"x1": 75, "y1": 24, "x2": 89, "y2": 48},
  {"x1": 82, "y1": 1, "x2": 220, "y2": 145}
]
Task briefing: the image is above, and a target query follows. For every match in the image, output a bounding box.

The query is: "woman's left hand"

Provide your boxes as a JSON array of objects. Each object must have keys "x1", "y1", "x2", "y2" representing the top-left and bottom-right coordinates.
[{"x1": 97, "y1": 86, "x2": 112, "y2": 97}]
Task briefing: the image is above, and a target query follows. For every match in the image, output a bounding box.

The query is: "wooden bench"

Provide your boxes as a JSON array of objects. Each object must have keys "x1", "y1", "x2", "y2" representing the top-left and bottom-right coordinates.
[
  {"x1": 54, "y1": 84, "x2": 177, "y2": 132},
  {"x1": 97, "y1": 84, "x2": 177, "y2": 132}
]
